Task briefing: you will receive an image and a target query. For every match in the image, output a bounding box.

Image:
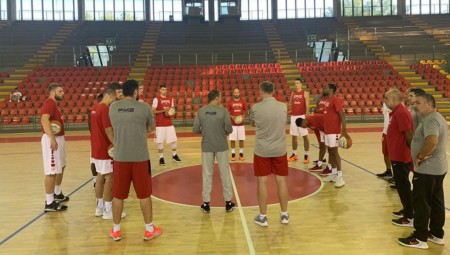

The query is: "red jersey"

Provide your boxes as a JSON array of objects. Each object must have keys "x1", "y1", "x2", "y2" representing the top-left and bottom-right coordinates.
[
  {"x1": 315, "y1": 97, "x2": 327, "y2": 114},
  {"x1": 227, "y1": 98, "x2": 248, "y2": 126},
  {"x1": 40, "y1": 98, "x2": 65, "y2": 136},
  {"x1": 90, "y1": 103, "x2": 113, "y2": 159},
  {"x1": 139, "y1": 94, "x2": 145, "y2": 102},
  {"x1": 386, "y1": 104, "x2": 413, "y2": 162},
  {"x1": 323, "y1": 96, "x2": 343, "y2": 134},
  {"x1": 153, "y1": 95, "x2": 173, "y2": 127},
  {"x1": 291, "y1": 90, "x2": 307, "y2": 115},
  {"x1": 306, "y1": 114, "x2": 324, "y2": 132}
]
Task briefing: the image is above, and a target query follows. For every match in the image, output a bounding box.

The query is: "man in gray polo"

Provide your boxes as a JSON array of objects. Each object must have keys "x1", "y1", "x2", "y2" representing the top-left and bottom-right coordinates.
[
  {"x1": 193, "y1": 89, "x2": 235, "y2": 213},
  {"x1": 398, "y1": 93, "x2": 448, "y2": 249},
  {"x1": 250, "y1": 81, "x2": 289, "y2": 227}
]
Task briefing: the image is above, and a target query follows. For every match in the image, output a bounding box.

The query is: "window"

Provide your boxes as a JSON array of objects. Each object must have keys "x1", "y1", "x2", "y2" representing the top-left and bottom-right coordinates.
[
  {"x1": 279, "y1": 0, "x2": 333, "y2": 19},
  {"x1": 342, "y1": 0, "x2": 394, "y2": 16},
  {"x1": 0, "y1": 0, "x2": 6, "y2": 20}
]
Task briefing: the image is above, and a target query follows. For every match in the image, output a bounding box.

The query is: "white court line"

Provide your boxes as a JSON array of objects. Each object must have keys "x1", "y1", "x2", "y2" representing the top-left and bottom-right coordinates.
[{"x1": 229, "y1": 165, "x2": 256, "y2": 255}]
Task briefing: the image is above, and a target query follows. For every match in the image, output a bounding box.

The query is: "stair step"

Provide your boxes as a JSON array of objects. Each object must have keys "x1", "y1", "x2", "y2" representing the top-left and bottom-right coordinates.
[
  {"x1": 374, "y1": 52, "x2": 390, "y2": 56},
  {"x1": 404, "y1": 76, "x2": 423, "y2": 81},
  {"x1": 409, "y1": 82, "x2": 429, "y2": 86},
  {"x1": 398, "y1": 71, "x2": 416, "y2": 75}
]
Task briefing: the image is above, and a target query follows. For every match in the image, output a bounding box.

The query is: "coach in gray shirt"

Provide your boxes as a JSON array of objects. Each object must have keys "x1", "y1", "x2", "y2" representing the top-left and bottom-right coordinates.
[
  {"x1": 397, "y1": 93, "x2": 448, "y2": 249},
  {"x1": 193, "y1": 90, "x2": 235, "y2": 213},
  {"x1": 250, "y1": 81, "x2": 289, "y2": 227}
]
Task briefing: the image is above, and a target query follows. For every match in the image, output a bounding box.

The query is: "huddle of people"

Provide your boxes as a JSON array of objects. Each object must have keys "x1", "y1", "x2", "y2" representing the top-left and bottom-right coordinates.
[
  {"x1": 377, "y1": 88, "x2": 447, "y2": 249},
  {"x1": 38, "y1": 79, "x2": 446, "y2": 247}
]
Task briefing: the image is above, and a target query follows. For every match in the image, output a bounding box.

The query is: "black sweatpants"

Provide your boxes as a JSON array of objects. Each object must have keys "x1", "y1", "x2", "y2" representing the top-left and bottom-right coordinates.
[
  {"x1": 412, "y1": 171, "x2": 446, "y2": 241},
  {"x1": 391, "y1": 161, "x2": 413, "y2": 219}
]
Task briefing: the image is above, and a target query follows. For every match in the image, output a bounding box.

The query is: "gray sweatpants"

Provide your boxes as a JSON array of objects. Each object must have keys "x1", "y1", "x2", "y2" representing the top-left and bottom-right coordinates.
[{"x1": 202, "y1": 150, "x2": 233, "y2": 202}]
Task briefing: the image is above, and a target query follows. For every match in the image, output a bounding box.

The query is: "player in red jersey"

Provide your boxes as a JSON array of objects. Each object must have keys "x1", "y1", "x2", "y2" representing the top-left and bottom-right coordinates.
[
  {"x1": 40, "y1": 83, "x2": 69, "y2": 212},
  {"x1": 138, "y1": 83, "x2": 145, "y2": 102},
  {"x1": 226, "y1": 88, "x2": 248, "y2": 161},
  {"x1": 308, "y1": 94, "x2": 330, "y2": 174},
  {"x1": 152, "y1": 85, "x2": 181, "y2": 166},
  {"x1": 322, "y1": 84, "x2": 347, "y2": 188},
  {"x1": 288, "y1": 78, "x2": 310, "y2": 163}
]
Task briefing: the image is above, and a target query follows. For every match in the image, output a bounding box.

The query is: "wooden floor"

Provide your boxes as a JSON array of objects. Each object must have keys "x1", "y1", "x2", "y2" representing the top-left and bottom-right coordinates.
[{"x1": 0, "y1": 124, "x2": 449, "y2": 255}]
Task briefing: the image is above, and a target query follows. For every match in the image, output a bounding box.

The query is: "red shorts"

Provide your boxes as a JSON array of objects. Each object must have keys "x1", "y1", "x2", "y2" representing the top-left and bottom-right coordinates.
[
  {"x1": 113, "y1": 160, "x2": 152, "y2": 200},
  {"x1": 382, "y1": 134, "x2": 389, "y2": 156},
  {"x1": 254, "y1": 153, "x2": 288, "y2": 176}
]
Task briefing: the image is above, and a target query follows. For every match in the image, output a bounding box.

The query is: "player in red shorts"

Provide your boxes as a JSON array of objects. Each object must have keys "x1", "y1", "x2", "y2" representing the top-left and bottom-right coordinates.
[
  {"x1": 250, "y1": 81, "x2": 289, "y2": 227},
  {"x1": 308, "y1": 94, "x2": 330, "y2": 174},
  {"x1": 108, "y1": 80, "x2": 162, "y2": 241},
  {"x1": 288, "y1": 78, "x2": 310, "y2": 163},
  {"x1": 226, "y1": 88, "x2": 248, "y2": 161},
  {"x1": 322, "y1": 84, "x2": 347, "y2": 188}
]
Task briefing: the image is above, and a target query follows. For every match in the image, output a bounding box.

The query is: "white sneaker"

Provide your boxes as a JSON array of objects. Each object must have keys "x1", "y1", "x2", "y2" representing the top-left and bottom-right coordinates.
[
  {"x1": 95, "y1": 207, "x2": 103, "y2": 217},
  {"x1": 324, "y1": 174, "x2": 337, "y2": 182},
  {"x1": 281, "y1": 213, "x2": 289, "y2": 224},
  {"x1": 428, "y1": 233, "x2": 444, "y2": 245},
  {"x1": 102, "y1": 210, "x2": 126, "y2": 220},
  {"x1": 335, "y1": 176, "x2": 345, "y2": 188}
]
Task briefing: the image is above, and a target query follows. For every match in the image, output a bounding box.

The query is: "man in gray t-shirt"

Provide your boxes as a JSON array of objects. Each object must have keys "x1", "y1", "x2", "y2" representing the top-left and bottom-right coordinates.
[
  {"x1": 108, "y1": 80, "x2": 162, "y2": 241},
  {"x1": 193, "y1": 89, "x2": 235, "y2": 213},
  {"x1": 398, "y1": 93, "x2": 447, "y2": 249},
  {"x1": 250, "y1": 81, "x2": 289, "y2": 227}
]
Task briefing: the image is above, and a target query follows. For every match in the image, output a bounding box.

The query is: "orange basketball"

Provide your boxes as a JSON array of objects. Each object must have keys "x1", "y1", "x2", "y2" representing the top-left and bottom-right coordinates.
[{"x1": 338, "y1": 134, "x2": 352, "y2": 149}]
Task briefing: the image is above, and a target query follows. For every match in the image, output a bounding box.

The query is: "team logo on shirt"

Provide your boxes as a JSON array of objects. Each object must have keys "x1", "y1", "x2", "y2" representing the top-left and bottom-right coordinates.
[{"x1": 118, "y1": 108, "x2": 135, "y2": 113}]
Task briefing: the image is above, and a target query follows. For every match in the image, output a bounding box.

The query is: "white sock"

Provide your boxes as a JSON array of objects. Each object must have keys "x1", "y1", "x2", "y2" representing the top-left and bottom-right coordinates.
[
  {"x1": 105, "y1": 201, "x2": 112, "y2": 212},
  {"x1": 337, "y1": 171, "x2": 343, "y2": 178},
  {"x1": 172, "y1": 151, "x2": 177, "y2": 156},
  {"x1": 259, "y1": 214, "x2": 266, "y2": 219},
  {"x1": 317, "y1": 161, "x2": 323, "y2": 167},
  {"x1": 46, "y1": 194, "x2": 54, "y2": 205},
  {"x1": 281, "y1": 211, "x2": 288, "y2": 216},
  {"x1": 113, "y1": 224, "x2": 120, "y2": 232},
  {"x1": 92, "y1": 176, "x2": 97, "y2": 183},
  {"x1": 305, "y1": 151, "x2": 309, "y2": 155},
  {"x1": 332, "y1": 168, "x2": 338, "y2": 175},
  {"x1": 96, "y1": 198, "x2": 104, "y2": 209},
  {"x1": 54, "y1": 185, "x2": 62, "y2": 195},
  {"x1": 231, "y1": 148, "x2": 235, "y2": 154},
  {"x1": 159, "y1": 154, "x2": 163, "y2": 158},
  {"x1": 327, "y1": 164, "x2": 332, "y2": 170},
  {"x1": 145, "y1": 223, "x2": 154, "y2": 232},
  {"x1": 293, "y1": 150, "x2": 297, "y2": 155},
  {"x1": 239, "y1": 148, "x2": 244, "y2": 154}
]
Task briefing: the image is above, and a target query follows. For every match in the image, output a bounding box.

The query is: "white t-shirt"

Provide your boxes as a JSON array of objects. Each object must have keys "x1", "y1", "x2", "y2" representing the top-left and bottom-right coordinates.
[{"x1": 382, "y1": 103, "x2": 391, "y2": 135}]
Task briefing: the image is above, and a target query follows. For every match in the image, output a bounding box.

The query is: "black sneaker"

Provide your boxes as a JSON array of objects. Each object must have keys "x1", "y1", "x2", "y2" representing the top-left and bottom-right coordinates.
[
  {"x1": 387, "y1": 177, "x2": 395, "y2": 184},
  {"x1": 313, "y1": 159, "x2": 327, "y2": 164},
  {"x1": 54, "y1": 193, "x2": 69, "y2": 202},
  {"x1": 225, "y1": 201, "x2": 236, "y2": 212},
  {"x1": 376, "y1": 169, "x2": 392, "y2": 178},
  {"x1": 392, "y1": 209, "x2": 404, "y2": 218},
  {"x1": 200, "y1": 203, "x2": 210, "y2": 213},
  {"x1": 172, "y1": 154, "x2": 182, "y2": 162},
  {"x1": 44, "y1": 201, "x2": 68, "y2": 212},
  {"x1": 392, "y1": 217, "x2": 413, "y2": 227},
  {"x1": 390, "y1": 185, "x2": 397, "y2": 190},
  {"x1": 398, "y1": 233, "x2": 428, "y2": 249},
  {"x1": 159, "y1": 157, "x2": 166, "y2": 166}
]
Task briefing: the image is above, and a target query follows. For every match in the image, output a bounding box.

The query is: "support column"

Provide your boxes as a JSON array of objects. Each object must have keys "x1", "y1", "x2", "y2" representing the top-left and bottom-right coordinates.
[
  {"x1": 209, "y1": 0, "x2": 215, "y2": 26},
  {"x1": 145, "y1": 0, "x2": 151, "y2": 22},
  {"x1": 9, "y1": 0, "x2": 17, "y2": 23},
  {"x1": 271, "y1": 0, "x2": 277, "y2": 21},
  {"x1": 334, "y1": 0, "x2": 341, "y2": 19},
  {"x1": 398, "y1": 0, "x2": 406, "y2": 18},
  {"x1": 78, "y1": 0, "x2": 84, "y2": 21}
]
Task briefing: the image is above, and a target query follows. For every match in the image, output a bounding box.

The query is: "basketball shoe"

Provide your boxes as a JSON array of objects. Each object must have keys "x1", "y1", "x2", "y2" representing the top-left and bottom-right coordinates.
[
  {"x1": 159, "y1": 157, "x2": 166, "y2": 166},
  {"x1": 308, "y1": 164, "x2": 323, "y2": 172},
  {"x1": 254, "y1": 215, "x2": 268, "y2": 227},
  {"x1": 172, "y1": 154, "x2": 182, "y2": 162},
  {"x1": 201, "y1": 202, "x2": 210, "y2": 213},
  {"x1": 288, "y1": 154, "x2": 298, "y2": 161},
  {"x1": 392, "y1": 209, "x2": 404, "y2": 218},
  {"x1": 428, "y1": 233, "x2": 444, "y2": 245},
  {"x1": 225, "y1": 201, "x2": 236, "y2": 212},
  {"x1": 320, "y1": 165, "x2": 332, "y2": 176},
  {"x1": 109, "y1": 228, "x2": 121, "y2": 241},
  {"x1": 239, "y1": 153, "x2": 245, "y2": 161},
  {"x1": 44, "y1": 201, "x2": 68, "y2": 212},
  {"x1": 392, "y1": 217, "x2": 413, "y2": 227},
  {"x1": 281, "y1": 213, "x2": 289, "y2": 224},
  {"x1": 144, "y1": 226, "x2": 163, "y2": 241},
  {"x1": 335, "y1": 176, "x2": 345, "y2": 188},
  {"x1": 54, "y1": 193, "x2": 69, "y2": 202},
  {"x1": 231, "y1": 153, "x2": 236, "y2": 161},
  {"x1": 303, "y1": 155, "x2": 310, "y2": 163},
  {"x1": 323, "y1": 174, "x2": 337, "y2": 182},
  {"x1": 103, "y1": 210, "x2": 127, "y2": 220},
  {"x1": 398, "y1": 233, "x2": 428, "y2": 249}
]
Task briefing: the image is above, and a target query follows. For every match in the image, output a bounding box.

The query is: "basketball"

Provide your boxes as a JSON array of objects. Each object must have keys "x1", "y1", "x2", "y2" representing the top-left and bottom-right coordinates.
[
  {"x1": 234, "y1": 115, "x2": 243, "y2": 124},
  {"x1": 50, "y1": 120, "x2": 62, "y2": 136},
  {"x1": 107, "y1": 146, "x2": 114, "y2": 159},
  {"x1": 339, "y1": 134, "x2": 353, "y2": 149},
  {"x1": 166, "y1": 108, "x2": 176, "y2": 116}
]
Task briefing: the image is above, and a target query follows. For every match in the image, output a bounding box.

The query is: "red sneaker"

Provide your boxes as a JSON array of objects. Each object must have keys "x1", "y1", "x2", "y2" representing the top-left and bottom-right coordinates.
[
  {"x1": 308, "y1": 164, "x2": 322, "y2": 172},
  {"x1": 144, "y1": 226, "x2": 163, "y2": 241},
  {"x1": 109, "y1": 228, "x2": 121, "y2": 241},
  {"x1": 320, "y1": 168, "x2": 332, "y2": 176}
]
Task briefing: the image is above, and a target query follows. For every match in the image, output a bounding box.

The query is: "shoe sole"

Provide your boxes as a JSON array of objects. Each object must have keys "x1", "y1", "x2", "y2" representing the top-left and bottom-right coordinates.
[
  {"x1": 226, "y1": 207, "x2": 235, "y2": 212},
  {"x1": 392, "y1": 213, "x2": 404, "y2": 218},
  {"x1": 172, "y1": 160, "x2": 182, "y2": 162},
  {"x1": 397, "y1": 240, "x2": 428, "y2": 249},
  {"x1": 201, "y1": 208, "x2": 210, "y2": 213},
  {"x1": 308, "y1": 169, "x2": 323, "y2": 172},
  {"x1": 44, "y1": 205, "x2": 68, "y2": 212},
  {"x1": 392, "y1": 222, "x2": 413, "y2": 228},
  {"x1": 281, "y1": 220, "x2": 289, "y2": 224},
  {"x1": 159, "y1": 164, "x2": 166, "y2": 166},
  {"x1": 109, "y1": 235, "x2": 121, "y2": 241},
  {"x1": 428, "y1": 238, "x2": 445, "y2": 245},
  {"x1": 253, "y1": 220, "x2": 268, "y2": 227},
  {"x1": 335, "y1": 183, "x2": 345, "y2": 188}
]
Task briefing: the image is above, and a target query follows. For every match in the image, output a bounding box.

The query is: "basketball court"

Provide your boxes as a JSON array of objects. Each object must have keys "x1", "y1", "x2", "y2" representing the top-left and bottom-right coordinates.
[{"x1": 0, "y1": 124, "x2": 449, "y2": 255}]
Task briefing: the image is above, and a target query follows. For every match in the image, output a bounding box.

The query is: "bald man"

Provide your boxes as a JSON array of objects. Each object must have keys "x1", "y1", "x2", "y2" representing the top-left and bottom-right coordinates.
[{"x1": 385, "y1": 89, "x2": 414, "y2": 227}]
